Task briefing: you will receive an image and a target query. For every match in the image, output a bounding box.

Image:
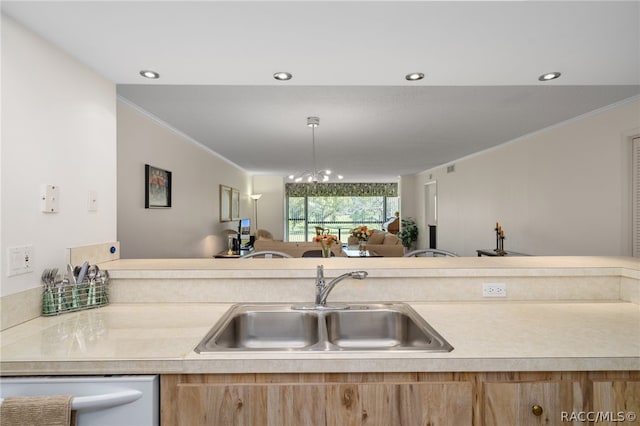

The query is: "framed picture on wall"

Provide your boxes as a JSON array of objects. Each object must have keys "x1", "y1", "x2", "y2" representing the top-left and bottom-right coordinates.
[
  {"x1": 145, "y1": 164, "x2": 172, "y2": 208},
  {"x1": 231, "y1": 188, "x2": 240, "y2": 220},
  {"x1": 220, "y1": 185, "x2": 231, "y2": 222}
]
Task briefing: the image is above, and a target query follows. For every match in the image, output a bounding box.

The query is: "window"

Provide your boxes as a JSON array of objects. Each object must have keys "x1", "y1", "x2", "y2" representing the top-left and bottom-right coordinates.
[{"x1": 285, "y1": 183, "x2": 399, "y2": 242}]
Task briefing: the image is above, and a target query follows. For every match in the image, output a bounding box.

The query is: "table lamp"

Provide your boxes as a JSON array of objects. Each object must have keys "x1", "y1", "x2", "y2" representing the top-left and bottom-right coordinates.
[{"x1": 223, "y1": 229, "x2": 238, "y2": 255}]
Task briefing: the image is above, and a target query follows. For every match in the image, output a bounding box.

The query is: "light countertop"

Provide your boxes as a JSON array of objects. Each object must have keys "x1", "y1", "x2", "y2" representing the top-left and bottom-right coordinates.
[
  {"x1": 1, "y1": 301, "x2": 638, "y2": 375},
  {"x1": 2, "y1": 255, "x2": 637, "y2": 375},
  {"x1": 100, "y1": 256, "x2": 640, "y2": 278}
]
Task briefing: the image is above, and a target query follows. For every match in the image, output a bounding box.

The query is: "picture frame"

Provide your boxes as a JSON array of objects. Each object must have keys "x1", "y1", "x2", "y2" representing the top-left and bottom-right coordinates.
[
  {"x1": 145, "y1": 164, "x2": 172, "y2": 208},
  {"x1": 231, "y1": 188, "x2": 240, "y2": 220},
  {"x1": 220, "y1": 185, "x2": 231, "y2": 222}
]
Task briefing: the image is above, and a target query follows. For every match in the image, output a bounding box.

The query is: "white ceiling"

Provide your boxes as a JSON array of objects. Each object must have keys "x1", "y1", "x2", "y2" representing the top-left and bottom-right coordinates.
[{"x1": 3, "y1": 1, "x2": 639, "y2": 181}]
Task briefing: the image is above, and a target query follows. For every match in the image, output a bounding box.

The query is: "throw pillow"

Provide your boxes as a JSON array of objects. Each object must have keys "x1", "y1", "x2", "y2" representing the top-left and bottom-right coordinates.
[
  {"x1": 383, "y1": 233, "x2": 401, "y2": 245},
  {"x1": 368, "y1": 231, "x2": 386, "y2": 245}
]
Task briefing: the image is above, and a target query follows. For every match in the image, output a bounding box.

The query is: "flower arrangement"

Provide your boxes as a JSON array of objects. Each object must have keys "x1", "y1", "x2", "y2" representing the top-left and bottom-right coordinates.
[
  {"x1": 351, "y1": 225, "x2": 374, "y2": 242},
  {"x1": 314, "y1": 230, "x2": 338, "y2": 257}
]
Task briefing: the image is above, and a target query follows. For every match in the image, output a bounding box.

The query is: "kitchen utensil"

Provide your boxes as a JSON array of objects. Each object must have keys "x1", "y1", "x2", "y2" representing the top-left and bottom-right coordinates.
[
  {"x1": 41, "y1": 268, "x2": 58, "y2": 314},
  {"x1": 77, "y1": 261, "x2": 89, "y2": 285},
  {"x1": 87, "y1": 265, "x2": 98, "y2": 306}
]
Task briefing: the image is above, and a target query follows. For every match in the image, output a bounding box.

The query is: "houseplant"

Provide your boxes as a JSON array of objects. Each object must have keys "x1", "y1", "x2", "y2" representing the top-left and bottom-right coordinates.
[{"x1": 398, "y1": 218, "x2": 418, "y2": 250}]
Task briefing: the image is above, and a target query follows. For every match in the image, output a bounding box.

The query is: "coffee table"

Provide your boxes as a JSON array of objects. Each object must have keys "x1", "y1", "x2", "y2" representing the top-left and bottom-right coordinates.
[{"x1": 343, "y1": 247, "x2": 380, "y2": 257}]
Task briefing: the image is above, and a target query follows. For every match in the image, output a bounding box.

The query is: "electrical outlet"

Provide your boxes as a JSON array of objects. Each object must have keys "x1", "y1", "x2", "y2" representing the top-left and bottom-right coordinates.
[
  {"x1": 482, "y1": 282, "x2": 506, "y2": 297},
  {"x1": 7, "y1": 245, "x2": 33, "y2": 276}
]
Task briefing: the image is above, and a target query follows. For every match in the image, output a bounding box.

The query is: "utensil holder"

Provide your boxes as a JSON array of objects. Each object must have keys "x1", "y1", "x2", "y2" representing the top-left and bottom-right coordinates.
[{"x1": 42, "y1": 276, "x2": 109, "y2": 316}]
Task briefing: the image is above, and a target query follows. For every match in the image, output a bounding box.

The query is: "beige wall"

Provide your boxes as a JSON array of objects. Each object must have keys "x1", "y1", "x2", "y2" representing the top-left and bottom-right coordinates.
[
  {"x1": 252, "y1": 176, "x2": 285, "y2": 240},
  {"x1": 413, "y1": 98, "x2": 640, "y2": 256},
  {"x1": 116, "y1": 100, "x2": 251, "y2": 258},
  {"x1": 1, "y1": 16, "x2": 117, "y2": 296}
]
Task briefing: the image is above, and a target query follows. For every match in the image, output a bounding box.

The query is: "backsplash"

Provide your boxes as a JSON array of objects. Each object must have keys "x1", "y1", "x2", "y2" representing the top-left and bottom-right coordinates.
[
  {"x1": 0, "y1": 287, "x2": 41, "y2": 331},
  {"x1": 0, "y1": 242, "x2": 120, "y2": 331},
  {"x1": 68, "y1": 241, "x2": 120, "y2": 266}
]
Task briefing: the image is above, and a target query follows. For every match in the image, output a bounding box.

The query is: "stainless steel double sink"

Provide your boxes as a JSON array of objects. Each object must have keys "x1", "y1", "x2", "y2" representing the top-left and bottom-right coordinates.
[{"x1": 195, "y1": 303, "x2": 453, "y2": 353}]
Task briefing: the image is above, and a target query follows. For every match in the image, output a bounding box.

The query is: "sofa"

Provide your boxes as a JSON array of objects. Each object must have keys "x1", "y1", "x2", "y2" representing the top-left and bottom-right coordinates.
[
  {"x1": 347, "y1": 230, "x2": 404, "y2": 257},
  {"x1": 253, "y1": 238, "x2": 345, "y2": 258}
]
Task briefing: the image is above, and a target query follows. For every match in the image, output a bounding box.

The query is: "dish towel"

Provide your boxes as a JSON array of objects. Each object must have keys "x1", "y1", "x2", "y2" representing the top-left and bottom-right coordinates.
[{"x1": 0, "y1": 395, "x2": 76, "y2": 426}]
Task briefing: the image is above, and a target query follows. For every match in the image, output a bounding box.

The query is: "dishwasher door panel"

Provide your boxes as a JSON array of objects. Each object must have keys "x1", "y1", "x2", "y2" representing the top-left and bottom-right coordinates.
[{"x1": 0, "y1": 375, "x2": 159, "y2": 426}]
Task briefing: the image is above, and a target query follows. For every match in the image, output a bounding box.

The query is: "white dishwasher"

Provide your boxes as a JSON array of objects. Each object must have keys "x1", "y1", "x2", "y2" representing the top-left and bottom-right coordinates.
[{"x1": 0, "y1": 375, "x2": 159, "y2": 425}]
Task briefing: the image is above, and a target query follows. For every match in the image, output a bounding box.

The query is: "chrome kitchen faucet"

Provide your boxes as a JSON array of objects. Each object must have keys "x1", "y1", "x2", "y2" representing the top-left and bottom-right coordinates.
[{"x1": 315, "y1": 265, "x2": 368, "y2": 306}]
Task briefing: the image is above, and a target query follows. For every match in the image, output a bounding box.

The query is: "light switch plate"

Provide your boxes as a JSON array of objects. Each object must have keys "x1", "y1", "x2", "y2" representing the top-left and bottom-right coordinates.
[{"x1": 88, "y1": 190, "x2": 98, "y2": 212}]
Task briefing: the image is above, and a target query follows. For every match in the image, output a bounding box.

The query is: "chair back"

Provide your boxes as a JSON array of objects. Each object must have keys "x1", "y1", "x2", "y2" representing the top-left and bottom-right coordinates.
[
  {"x1": 302, "y1": 250, "x2": 334, "y2": 257},
  {"x1": 404, "y1": 249, "x2": 458, "y2": 257},
  {"x1": 242, "y1": 250, "x2": 292, "y2": 259}
]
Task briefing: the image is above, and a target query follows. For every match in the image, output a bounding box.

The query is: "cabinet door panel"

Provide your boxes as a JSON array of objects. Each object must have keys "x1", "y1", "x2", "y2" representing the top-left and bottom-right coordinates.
[
  {"x1": 326, "y1": 384, "x2": 362, "y2": 426},
  {"x1": 329, "y1": 382, "x2": 473, "y2": 426},
  {"x1": 176, "y1": 384, "x2": 267, "y2": 426},
  {"x1": 593, "y1": 380, "x2": 640, "y2": 425},
  {"x1": 484, "y1": 382, "x2": 559, "y2": 426},
  {"x1": 177, "y1": 383, "x2": 325, "y2": 426},
  {"x1": 174, "y1": 382, "x2": 471, "y2": 426}
]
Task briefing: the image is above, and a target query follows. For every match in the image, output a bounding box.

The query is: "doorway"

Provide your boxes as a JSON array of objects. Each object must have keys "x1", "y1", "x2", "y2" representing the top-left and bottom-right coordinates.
[{"x1": 424, "y1": 181, "x2": 437, "y2": 249}]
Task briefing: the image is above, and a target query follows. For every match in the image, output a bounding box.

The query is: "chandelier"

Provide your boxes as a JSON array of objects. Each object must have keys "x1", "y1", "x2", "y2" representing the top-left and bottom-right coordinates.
[{"x1": 288, "y1": 116, "x2": 343, "y2": 183}]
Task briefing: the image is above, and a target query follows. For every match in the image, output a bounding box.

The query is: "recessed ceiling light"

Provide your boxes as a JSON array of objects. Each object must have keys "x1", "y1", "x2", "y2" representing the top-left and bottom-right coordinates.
[
  {"x1": 538, "y1": 72, "x2": 561, "y2": 82},
  {"x1": 273, "y1": 72, "x2": 292, "y2": 81},
  {"x1": 139, "y1": 70, "x2": 160, "y2": 79},
  {"x1": 405, "y1": 72, "x2": 424, "y2": 81}
]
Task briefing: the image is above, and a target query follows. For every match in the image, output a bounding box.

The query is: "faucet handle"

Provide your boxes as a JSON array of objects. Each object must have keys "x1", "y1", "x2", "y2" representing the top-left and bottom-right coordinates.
[{"x1": 316, "y1": 264, "x2": 324, "y2": 279}]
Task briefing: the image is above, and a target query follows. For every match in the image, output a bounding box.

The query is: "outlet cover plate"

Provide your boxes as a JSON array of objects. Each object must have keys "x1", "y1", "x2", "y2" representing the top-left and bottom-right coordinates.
[
  {"x1": 7, "y1": 245, "x2": 33, "y2": 276},
  {"x1": 482, "y1": 282, "x2": 507, "y2": 297}
]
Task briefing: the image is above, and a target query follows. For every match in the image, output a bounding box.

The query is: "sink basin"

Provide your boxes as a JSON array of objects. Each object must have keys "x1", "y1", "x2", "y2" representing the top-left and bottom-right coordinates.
[
  {"x1": 325, "y1": 306, "x2": 452, "y2": 351},
  {"x1": 195, "y1": 303, "x2": 453, "y2": 353},
  {"x1": 196, "y1": 306, "x2": 320, "y2": 351}
]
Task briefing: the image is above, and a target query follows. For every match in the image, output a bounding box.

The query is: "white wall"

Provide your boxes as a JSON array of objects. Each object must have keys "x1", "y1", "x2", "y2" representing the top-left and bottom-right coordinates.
[
  {"x1": 252, "y1": 176, "x2": 285, "y2": 240},
  {"x1": 1, "y1": 15, "x2": 117, "y2": 296},
  {"x1": 413, "y1": 98, "x2": 640, "y2": 256},
  {"x1": 116, "y1": 100, "x2": 252, "y2": 258}
]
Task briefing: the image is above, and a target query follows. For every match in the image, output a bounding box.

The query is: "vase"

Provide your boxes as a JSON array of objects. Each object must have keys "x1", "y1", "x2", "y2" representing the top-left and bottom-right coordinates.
[
  {"x1": 322, "y1": 245, "x2": 332, "y2": 258},
  {"x1": 358, "y1": 241, "x2": 367, "y2": 256}
]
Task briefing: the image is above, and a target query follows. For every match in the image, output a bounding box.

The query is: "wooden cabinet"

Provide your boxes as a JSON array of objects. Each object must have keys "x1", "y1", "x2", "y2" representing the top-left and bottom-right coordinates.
[
  {"x1": 484, "y1": 381, "x2": 566, "y2": 425},
  {"x1": 482, "y1": 374, "x2": 640, "y2": 426},
  {"x1": 165, "y1": 379, "x2": 471, "y2": 426},
  {"x1": 593, "y1": 380, "x2": 640, "y2": 426},
  {"x1": 161, "y1": 372, "x2": 639, "y2": 426}
]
